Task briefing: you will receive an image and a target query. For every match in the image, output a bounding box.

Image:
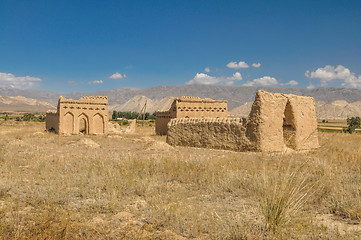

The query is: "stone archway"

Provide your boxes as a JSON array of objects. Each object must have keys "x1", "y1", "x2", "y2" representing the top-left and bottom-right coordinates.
[{"x1": 283, "y1": 101, "x2": 296, "y2": 149}]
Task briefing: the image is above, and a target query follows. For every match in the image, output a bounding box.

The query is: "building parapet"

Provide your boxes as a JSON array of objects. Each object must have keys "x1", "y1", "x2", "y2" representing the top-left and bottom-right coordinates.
[
  {"x1": 156, "y1": 110, "x2": 170, "y2": 115},
  {"x1": 176, "y1": 96, "x2": 227, "y2": 103},
  {"x1": 168, "y1": 117, "x2": 242, "y2": 128},
  {"x1": 46, "y1": 110, "x2": 58, "y2": 115},
  {"x1": 58, "y1": 96, "x2": 108, "y2": 105}
]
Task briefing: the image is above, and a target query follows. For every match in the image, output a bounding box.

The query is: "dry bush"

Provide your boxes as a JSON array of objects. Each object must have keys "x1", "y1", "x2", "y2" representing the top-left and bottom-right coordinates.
[{"x1": 0, "y1": 122, "x2": 361, "y2": 239}]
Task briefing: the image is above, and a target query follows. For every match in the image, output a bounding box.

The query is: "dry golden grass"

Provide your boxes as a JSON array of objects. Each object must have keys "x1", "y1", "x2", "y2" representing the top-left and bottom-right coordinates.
[{"x1": 0, "y1": 120, "x2": 361, "y2": 239}]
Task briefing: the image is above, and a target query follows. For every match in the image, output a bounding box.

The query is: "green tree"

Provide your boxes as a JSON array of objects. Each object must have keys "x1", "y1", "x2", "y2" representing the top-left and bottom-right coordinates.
[
  {"x1": 112, "y1": 111, "x2": 117, "y2": 120},
  {"x1": 22, "y1": 113, "x2": 36, "y2": 121},
  {"x1": 147, "y1": 112, "x2": 156, "y2": 120},
  {"x1": 344, "y1": 116, "x2": 361, "y2": 134}
]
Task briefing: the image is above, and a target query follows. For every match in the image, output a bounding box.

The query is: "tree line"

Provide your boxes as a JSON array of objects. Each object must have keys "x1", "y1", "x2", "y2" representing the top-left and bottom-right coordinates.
[{"x1": 111, "y1": 111, "x2": 156, "y2": 120}]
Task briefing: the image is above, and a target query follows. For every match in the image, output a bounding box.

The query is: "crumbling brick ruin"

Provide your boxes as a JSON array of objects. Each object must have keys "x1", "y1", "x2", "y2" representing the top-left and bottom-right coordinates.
[
  {"x1": 46, "y1": 96, "x2": 109, "y2": 134},
  {"x1": 167, "y1": 90, "x2": 319, "y2": 152},
  {"x1": 156, "y1": 96, "x2": 228, "y2": 135}
]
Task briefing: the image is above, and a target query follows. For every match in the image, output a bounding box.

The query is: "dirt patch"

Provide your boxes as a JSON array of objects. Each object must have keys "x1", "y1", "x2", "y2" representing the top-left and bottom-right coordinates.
[
  {"x1": 78, "y1": 138, "x2": 100, "y2": 148},
  {"x1": 146, "y1": 141, "x2": 174, "y2": 152},
  {"x1": 316, "y1": 214, "x2": 361, "y2": 236}
]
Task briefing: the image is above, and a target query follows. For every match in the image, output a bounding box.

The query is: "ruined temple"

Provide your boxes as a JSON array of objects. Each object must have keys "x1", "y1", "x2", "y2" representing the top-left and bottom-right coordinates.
[
  {"x1": 46, "y1": 96, "x2": 109, "y2": 134},
  {"x1": 167, "y1": 90, "x2": 319, "y2": 152},
  {"x1": 155, "y1": 96, "x2": 228, "y2": 135}
]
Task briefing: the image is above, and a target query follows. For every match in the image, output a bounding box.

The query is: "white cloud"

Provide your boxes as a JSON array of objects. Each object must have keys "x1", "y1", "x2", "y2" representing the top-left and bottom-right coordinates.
[
  {"x1": 109, "y1": 72, "x2": 126, "y2": 79},
  {"x1": 307, "y1": 83, "x2": 316, "y2": 89},
  {"x1": 226, "y1": 61, "x2": 249, "y2": 69},
  {"x1": 0, "y1": 72, "x2": 42, "y2": 89},
  {"x1": 204, "y1": 67, "x2": 210, "y2": 73},
  {"x1": 252, "y1": 63, "x2": 261, "y2": 68},
  {"x1": 281, "y1": 80, "x2": 299, "y2": 86},
  {"x1": 242, "y1": 76, "x2": 278, "y2": 86},
  {"x1": 187, "y1": 73, "x2": 217, "y2": 85},
  {"x1": 305, "y1": 65, "x2": 361, "y2": 88},
  {"x1": 88, "y1": 80, "x2": 103, "y2": 84},
  {"x1": 231, "y1": 72, "x2": 242, "y2": 81},
  {"x1": 186, "y1": 72, "x2": 243, "y2": 86}
]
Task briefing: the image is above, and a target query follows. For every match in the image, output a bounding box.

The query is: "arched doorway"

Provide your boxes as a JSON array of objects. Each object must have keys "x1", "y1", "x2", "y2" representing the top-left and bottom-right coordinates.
[
  {"x1": 78, "y1": 113, "x2": 89, "y2": 134},
  {"x1": 283, "y1": 101, "x2": 296, "y2": 149}
]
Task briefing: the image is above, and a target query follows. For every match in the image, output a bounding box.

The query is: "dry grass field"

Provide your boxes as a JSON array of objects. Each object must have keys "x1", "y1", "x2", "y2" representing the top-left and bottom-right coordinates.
[
  {"x1": 317, "y1": 120, "x2": 361, "y2": 133},
  {"x1": 0, "y1": 120, "x2": 361, "y2": 239}
]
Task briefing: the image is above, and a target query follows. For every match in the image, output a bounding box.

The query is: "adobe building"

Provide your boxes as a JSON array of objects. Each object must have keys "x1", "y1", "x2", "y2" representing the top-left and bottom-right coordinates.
[
  {"x1": 167, "y1": 90, "x2": 319, "y2": 152},
  {"x1": 155, "y1": 96, "x2": 228, "y2": 135},
  {"x1": 46, "y1": 96, "x2": 109, "y2": 134}
]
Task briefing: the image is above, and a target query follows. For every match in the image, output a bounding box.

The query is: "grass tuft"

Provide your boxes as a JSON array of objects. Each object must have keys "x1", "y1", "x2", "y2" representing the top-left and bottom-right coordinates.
[{"x1": 258, "y1": 159, "x2": 317, "y2": 235}]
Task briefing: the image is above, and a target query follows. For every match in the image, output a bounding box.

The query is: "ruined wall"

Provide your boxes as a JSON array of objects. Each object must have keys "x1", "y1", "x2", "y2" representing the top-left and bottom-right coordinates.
[
  {"x1": 46, "y1": 96, "x2": 109, "y2": 134},
  {"x1": 246, "y1": 91, "x2": 319, "y2": 151},
  {"x1": 167, "y1": 118, "x2": 256, "y2": 151},
  {"x1": 155, "y1": 111, "x2": 172, "y2": 135},
  {"x1": 167, "y1": 90, "x2": 319, "y2": 152},
  {"x1": 45, "y1": 111, "x2": 59, "y2": 133},
  {"x1": 156, "y1": 96, "x2": 228, "y2": 135}
]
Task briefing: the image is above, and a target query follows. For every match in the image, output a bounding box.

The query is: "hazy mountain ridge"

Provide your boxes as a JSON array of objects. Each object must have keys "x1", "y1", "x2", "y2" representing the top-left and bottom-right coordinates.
[
  {"x1": 0, "y1": 87, "x2": 59, "y2": 105},
  {"x1": 229, "y1": 100, "x2": 361, "y2": 120},
  {"x1": 2, "y1": 85, "x2": 361, "y2": 108},
  {"x1": 1, "y1": 85, "x2": 361, "y2": 119},
  {"x1": 0, "y1": 96, "x2": 56, "y2": 112}
]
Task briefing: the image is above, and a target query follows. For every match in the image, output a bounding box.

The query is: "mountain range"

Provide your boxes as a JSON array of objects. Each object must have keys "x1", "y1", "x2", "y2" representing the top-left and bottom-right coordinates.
[{"x1": 1, "y1": 85, "x2": 361, "y2": 119}]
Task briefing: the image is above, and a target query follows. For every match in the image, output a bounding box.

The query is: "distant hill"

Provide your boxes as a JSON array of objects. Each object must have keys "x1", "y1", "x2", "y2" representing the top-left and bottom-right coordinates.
[
  {"x1": 0, "y1": 87, "x2": 59, "y2": 106},
  {"x1": 316, "y1": 100, "x2": 361, "y2": 120},
  {"x1": 0, "y1": 96, "x2": 55, "y2": 112},
  {"x1": 109, "y1": 95, "x2": 174, "y2": 113}
]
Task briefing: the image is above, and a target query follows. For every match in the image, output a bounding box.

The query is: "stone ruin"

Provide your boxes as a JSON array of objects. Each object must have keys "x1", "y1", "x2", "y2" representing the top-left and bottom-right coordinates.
[
  {"x1": 156, "y1": 96, "x2": 228, "y2": 135},
  {"x1": 108, "y1": 119, "x2": 137, "y2": 134},
  {"x1": 167, "y1": 90, "x2": 319, "y2": 152},
  {"x1": 46, "y1": 96, "x2": 109, "y2": 134}
]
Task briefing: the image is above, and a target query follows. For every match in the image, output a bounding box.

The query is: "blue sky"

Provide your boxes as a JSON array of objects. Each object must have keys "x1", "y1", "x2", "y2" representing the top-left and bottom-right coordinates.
[{"x1": 1, "y1": 0, "x2": 361, "y2": 92}]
